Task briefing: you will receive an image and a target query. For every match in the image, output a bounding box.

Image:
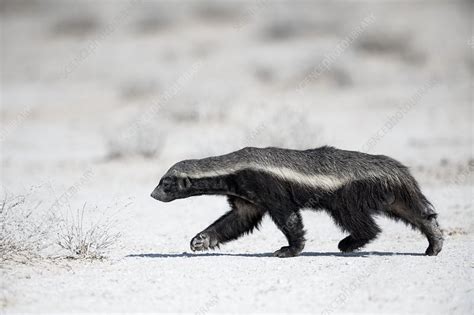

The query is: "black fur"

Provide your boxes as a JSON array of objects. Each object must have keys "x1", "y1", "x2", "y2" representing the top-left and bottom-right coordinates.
[{"x1": 151, "y1": 146, "x2": 443, "y2": 257}]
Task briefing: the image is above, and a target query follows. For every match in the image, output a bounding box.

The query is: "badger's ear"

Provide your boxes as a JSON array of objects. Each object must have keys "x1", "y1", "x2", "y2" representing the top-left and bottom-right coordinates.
[{"x1": 178, "y1": 177, "x2": 192, "y2": 190}]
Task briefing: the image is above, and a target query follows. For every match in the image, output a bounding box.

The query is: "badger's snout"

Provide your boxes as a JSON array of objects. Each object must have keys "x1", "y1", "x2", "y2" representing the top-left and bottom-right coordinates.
[{"x1": 151, "y1": 185, "x2": 173, "y2": 202}]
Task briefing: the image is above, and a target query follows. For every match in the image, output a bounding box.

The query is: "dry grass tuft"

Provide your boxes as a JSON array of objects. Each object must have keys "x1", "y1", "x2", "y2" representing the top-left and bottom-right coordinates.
[
  {"x1": 0, "y1": 192, "x2": 53, "y2": 262},
  {"x1": 56, "y1": 202, "x2": 129, "y2": 259},
  {"x1": 1, "y1": 188, "x2": 130, "y2": 262}
]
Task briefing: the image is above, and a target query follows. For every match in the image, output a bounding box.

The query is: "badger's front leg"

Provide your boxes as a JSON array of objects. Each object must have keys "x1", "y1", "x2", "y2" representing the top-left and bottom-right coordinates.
[
  {"x1": 190, "y1": 196, "x2": 266, "y2": 252},
  {"x1": 269, "y1": 209, "x2": 306, "y2": 258}
]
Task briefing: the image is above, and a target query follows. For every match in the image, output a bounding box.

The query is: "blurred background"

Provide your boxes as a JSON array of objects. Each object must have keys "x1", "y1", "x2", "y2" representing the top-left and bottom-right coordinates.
[{"x1": 1, "y1": 0, "x2": 472, "y2": 187}]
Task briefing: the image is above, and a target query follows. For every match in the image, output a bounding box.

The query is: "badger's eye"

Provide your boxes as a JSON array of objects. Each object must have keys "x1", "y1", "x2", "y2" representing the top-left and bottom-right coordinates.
[{"x1": 161, "y1": 177, "x2": 174, "y2": 190}]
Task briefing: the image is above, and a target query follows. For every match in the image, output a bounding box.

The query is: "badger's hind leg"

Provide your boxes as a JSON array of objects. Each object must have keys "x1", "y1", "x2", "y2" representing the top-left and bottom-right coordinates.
[
  {"x1": 268, "y1": 209, "x2": 306, "y2": 258},
  {"x1": 388, "y1": 202, "x2": 443, "y2": 256},
  {"x1": 190, "y1": 196, "x2": 266, "y2": 252},
  {"x1": 421, "y1": 216, "x2": 443, "y2": 256},
  {"x1": 331, "y1": 209, "x2": 381, "y2": 253}
]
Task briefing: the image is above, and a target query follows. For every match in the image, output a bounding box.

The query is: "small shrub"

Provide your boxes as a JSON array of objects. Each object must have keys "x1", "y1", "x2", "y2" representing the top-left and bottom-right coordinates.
[
  {"x1": 105, "y1": 119, "x2": 167, "y2": 160},
  {"x1": 249, "y1": 109, "x2": 326, "y2": 149},
  {"x1": 51, "y1": 14, "x2": 100, "y2": 38},
  {"x1": 56, "y1": 202, "x2": 128, "y2": 259},
  {"x1": 0, "y1": 192, "x2": 53, "y2": 262},
  {"x1": 0, "y1": 188, "x2": 130, "y2": 262}
]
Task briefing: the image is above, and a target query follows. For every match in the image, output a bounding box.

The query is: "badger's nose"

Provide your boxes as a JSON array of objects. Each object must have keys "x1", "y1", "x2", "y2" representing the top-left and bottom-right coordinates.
[{"x1": 151, "y1": 185, "x2": 166, "y2": 201}]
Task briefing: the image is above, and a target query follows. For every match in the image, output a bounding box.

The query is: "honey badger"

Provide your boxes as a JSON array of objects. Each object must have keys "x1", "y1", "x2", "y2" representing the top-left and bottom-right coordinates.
[{"x1": 151, "y1": 146, "x2": 443, "y2": 257}]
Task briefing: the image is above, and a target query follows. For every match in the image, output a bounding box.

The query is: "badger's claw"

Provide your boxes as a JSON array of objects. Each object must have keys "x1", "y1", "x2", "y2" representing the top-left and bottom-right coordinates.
[
  {"x1": 190, "y1": 232, "x2": 218, "y2": 252},
  {"x1": 273, "y1": 246, "x2": 302, "y2": 258}
]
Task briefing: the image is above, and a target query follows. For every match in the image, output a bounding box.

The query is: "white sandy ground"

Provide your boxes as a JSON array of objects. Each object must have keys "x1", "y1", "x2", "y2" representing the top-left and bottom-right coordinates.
[
  {"x1": 1, "y1": 0, "x2": 473, "y2": 313},
  {"x1": 1, "y1": 165, "x2": 473, "y2": 313}
]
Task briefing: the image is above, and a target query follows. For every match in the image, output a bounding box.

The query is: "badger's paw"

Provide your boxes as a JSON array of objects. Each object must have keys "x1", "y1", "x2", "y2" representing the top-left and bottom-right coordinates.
[
  {"x1": 273, "y1": 246, "x2": 302, "y2": 258},
  {"x1": 190, "y1": 232, "x2": 218, "y2": 252},
  {"x1": 338, "y1": 235, "x2": 370, "y2": 253},
  {"x1": 425, "y1": 239, "x2": 443, "y2": 256}
]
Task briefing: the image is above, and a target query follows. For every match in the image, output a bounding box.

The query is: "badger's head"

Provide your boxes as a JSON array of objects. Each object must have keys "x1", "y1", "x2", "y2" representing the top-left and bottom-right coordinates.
[{"x1": 150, "y1": 160, "x2": 195, "y2": 202}]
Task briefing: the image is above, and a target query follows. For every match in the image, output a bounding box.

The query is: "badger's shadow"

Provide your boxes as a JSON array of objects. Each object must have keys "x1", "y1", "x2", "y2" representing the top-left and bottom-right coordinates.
[{"x1": 127, "y1": 251, "x2": 424, "y2": 258}]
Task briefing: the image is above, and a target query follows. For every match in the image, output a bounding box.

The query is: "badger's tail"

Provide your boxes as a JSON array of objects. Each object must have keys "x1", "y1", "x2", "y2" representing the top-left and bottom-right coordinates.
[{"x1": 406, "y1": 179, "x2": 438, "y2": 219}]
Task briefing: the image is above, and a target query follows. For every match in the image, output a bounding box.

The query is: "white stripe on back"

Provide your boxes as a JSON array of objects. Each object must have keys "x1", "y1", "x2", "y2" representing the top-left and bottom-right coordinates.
[{"x1": 179, "y1": 163, "x2": 348, "y2": 191}]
